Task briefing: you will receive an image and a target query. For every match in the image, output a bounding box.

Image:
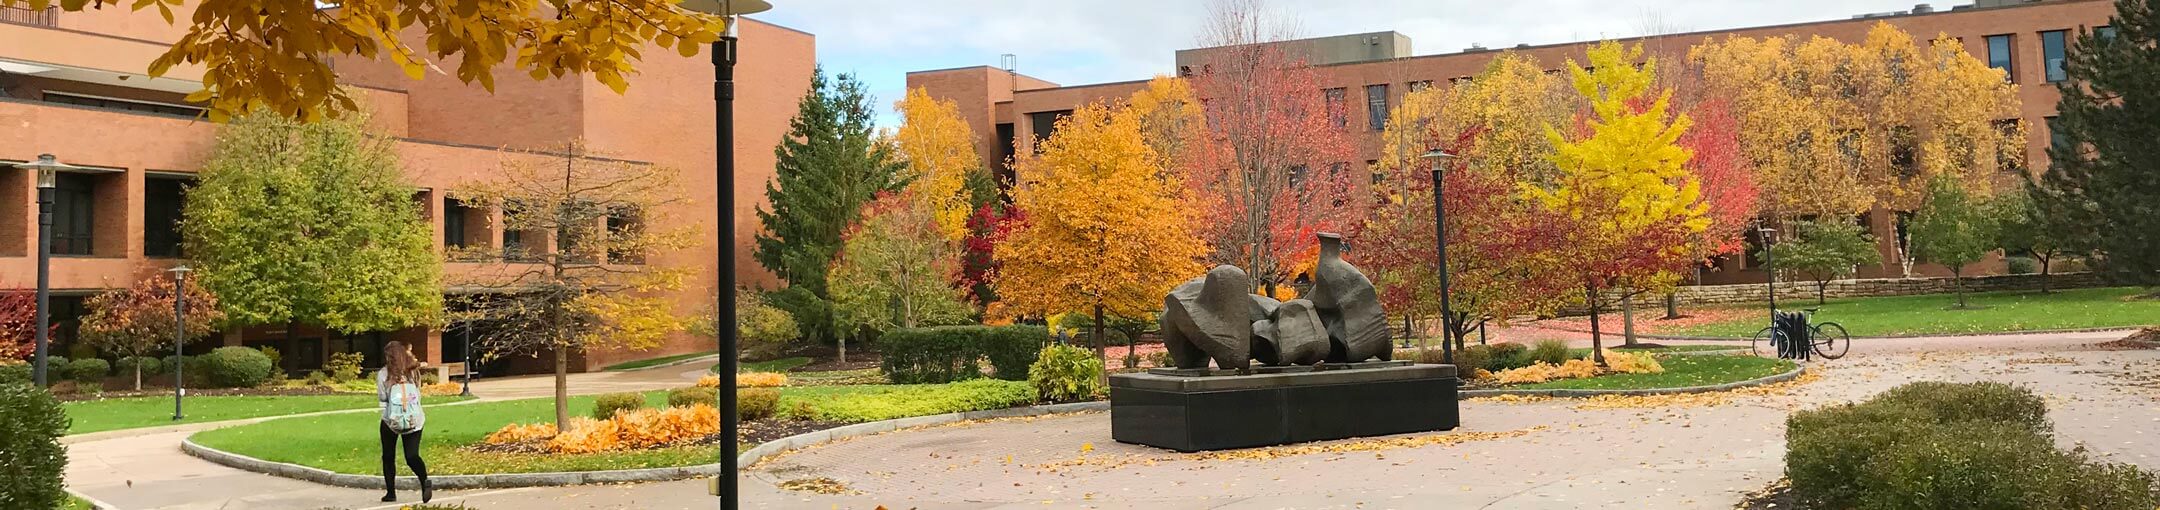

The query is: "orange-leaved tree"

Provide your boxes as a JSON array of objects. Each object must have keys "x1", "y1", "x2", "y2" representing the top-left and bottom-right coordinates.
[
  {"x1": 996, "y1": 103, "x2": 1206, "y2": 366},
  {"x1": 894, "y1": 87, "x2": 986, "y2": 241}
]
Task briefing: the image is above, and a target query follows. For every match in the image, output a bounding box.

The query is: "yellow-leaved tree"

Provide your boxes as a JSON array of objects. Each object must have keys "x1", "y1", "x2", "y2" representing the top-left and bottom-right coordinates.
[
  {"x1": 3, "y1": 0, "x2": 725, "y2": 121},
  {"x1": 1125, "y1": 76, "x2": 1208, "y2": 180},
  {"x1": 1534, "y1": 41, "x2": 1708, "y2": 361},
  {"x1": 894, "y1": 87, "x2": 985, "y2": 241},
  {"x1": 996, "y1": 103, "x2": 1206, "y2": 367}
]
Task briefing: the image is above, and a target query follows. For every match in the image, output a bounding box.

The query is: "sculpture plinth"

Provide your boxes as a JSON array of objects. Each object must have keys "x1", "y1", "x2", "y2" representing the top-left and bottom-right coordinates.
[{"x1": 1108, "y1": 363, "x2": 1460, "y2": 452}]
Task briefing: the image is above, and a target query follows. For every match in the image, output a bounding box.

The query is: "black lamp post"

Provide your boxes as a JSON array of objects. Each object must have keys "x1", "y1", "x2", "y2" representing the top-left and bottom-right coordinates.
[
  {"x1": 14, "y1": 154, "x2": 85, "y2": 387},
  {"x1": 1759, "y1": 226, "x2": 1778, "y2": 325},
  {"x1": 671, "y1": 1, "x2": 771, "y2": 507},
  {"x1": 169, "y1": 265, "x2": 190, "y2": 421},
  {"x1": 1420, "y1": 149, "x2": 1457, "y2": 365},
  {"x1": 458, "y1": 323, "x2": 474, "y2": 398}
]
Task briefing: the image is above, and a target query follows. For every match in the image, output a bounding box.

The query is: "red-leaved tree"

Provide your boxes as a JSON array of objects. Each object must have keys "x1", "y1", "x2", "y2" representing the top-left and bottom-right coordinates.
[
  {"x1": 0, "y1": 291, "x2": 38, "y2": 361},
  {"x1": 1679, "y1": 99, "x2": 1762, "y2": 259},
  {"x1": 956, "y1": 203, "x2": 1025, "y2": 309},
  {"x1": 80, "y1": 274, "x2": 224, "y2": 390}
]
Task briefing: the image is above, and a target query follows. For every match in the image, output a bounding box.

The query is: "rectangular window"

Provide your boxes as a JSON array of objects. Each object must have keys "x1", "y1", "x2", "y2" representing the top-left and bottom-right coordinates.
[
  {"x1": 995, "y1": 123, "x2": 1015, "y2": 164},
  {"x1": 1986, "y1": 34, "x2": 2015, "y2": 82},
  {"x1": 41, "y1": 92, "x2": 205, "y2": 118},
  {"x1": 2097, "y1": 25, "x2": 2118, "y2": 41},
  {"x1": 1365, "y1": 84, "x2": 1390, "y2": 131},
  {"x1": 606, "y1": 205, "x2": 644, "y2": 264},
  {"x1": 1407, "y1": 80, "x2": 1434, "y2": 93},
  {"x1": 1323, "y1": 88, "x2": 1348, "y2": 129},
  {"x1": 1367, "y1": 159, "x2": 1383, "y2": 185},
  {"x1": 2045, "y1": 116, "x2": 2070, "y2": 152},
  {"x1": 2042, "y1": 30, "x2": 2068, "y2": 82},
  {"x1": 52, "y1": 173, "x2": 95, "y2": 256},
  {"x1": 1027, "y1": 110, "x2": 1072, "y2": 150},
  {"x1": 143, "y1": 176, "x2": 189, "y2": 258},
  {"x1": 442, "y1": 198, "x2": 471, "y2": 250},
  {"x1": 502, "y1": 201, "x2": 533, "y2": 262}
]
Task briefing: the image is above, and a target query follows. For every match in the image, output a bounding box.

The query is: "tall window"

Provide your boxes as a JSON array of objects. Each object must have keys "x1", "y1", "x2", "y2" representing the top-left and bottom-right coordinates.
[
  {"x1": 143, "y1": 176, "x2": 189, "y2": 258},
  {"x1": 1986, "y1": 34, "x2": 2016, "y2": 83},
  {"x1": 2041, "y1": 30, "x2": 2068, "y2": 83},
  {"x1": 442, "y1": 198, "x2": 471, "y2": 250},
  {"x1": 502, "y1": 200, "x2": 533, "y2": 262},
  {"x1": 1322, "y1": 88, "x2": 1347, "y2": 129},
  {"x1": 1027, "y1": 110, "x2": 1071, "y2": 150},
  {"x1": 1365, "y1": 84, "x2": 1389, "y2": 131},
  {"x1": 605, "y1": 205, "x2": 644, "y2": 264},
  {"x1": 2045, "y1": 116, "x2": 2071, "y2": 152},
  {"x1": 52, "y1": 173, "x2": 94, "y2": 256}
]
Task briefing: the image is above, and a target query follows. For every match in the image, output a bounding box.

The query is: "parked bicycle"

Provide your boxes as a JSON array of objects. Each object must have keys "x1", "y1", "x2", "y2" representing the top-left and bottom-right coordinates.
[{"x1": 1750, "y1": 308, "x2": 1850, "y2": 360}]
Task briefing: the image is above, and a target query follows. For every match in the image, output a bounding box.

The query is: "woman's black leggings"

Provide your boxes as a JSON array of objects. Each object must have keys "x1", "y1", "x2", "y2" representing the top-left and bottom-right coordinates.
[{"x1": 378, "y1": 422, "x2": 429, "y2": 491}]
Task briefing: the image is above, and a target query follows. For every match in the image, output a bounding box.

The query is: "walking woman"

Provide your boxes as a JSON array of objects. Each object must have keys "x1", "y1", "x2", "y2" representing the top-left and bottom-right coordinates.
[{"x1": 377, "y1": 341, "x2": 432, "y2": 503}]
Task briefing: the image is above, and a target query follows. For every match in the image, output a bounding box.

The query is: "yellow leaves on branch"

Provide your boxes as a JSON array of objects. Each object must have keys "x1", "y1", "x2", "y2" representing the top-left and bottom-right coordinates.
[
  {"x1": 997, "y1": 103, "x2": 1206, "y2": 319},
  {"x1": 1535, "y1": 41, "x2": 1706, "y2": 237},
  {"x1": 13, "y1": 0, "x2": 729, "y2": 120},
  {"x1": 894, "y1": 87, "x2": 983, "y2": 241}
]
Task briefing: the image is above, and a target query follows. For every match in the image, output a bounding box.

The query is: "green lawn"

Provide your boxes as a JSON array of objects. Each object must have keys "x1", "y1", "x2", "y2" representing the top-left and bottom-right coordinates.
[
  {"x1": 60, "y1": 495, "x2": 93, "y2": 510},
  {"x1": 64, "y1": 393, "x2": 425, "y2": 435},
  {"x1": 715, "y1": 356, "x2": 813, "y2": 373},
  {"x1": 1511, "y1": 354, "x2": 1795, "y2": 390},
  {"x1": 1669, "y1": 287, "x2": 2160, "y2": 338},
  {"x1": 602, "y1": 352, "x2": 716, "y2": 371}
]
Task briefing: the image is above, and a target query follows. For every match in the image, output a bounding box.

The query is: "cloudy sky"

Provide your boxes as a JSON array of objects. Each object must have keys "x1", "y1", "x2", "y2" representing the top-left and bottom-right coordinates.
[{"x1": 754, "y1": 0, "x2": 1945, "y2": 126}]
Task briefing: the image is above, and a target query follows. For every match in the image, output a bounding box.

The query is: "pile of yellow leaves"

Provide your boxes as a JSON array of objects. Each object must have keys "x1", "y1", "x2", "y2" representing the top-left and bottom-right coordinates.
[
  {"x1": 483, "y1": 422, "x2": 558, "y2": 445},
  {"x1": 420, "y1": 382, "x2": 464, "y2": 396},
  {"x1": 695, "y1": 372, "x2": 788, "y2": 388},
  {"x1": 1602, "y1": 350, "x2": 1665, "y2": 374},
  {"x1": 1492, "y1": 359, "x2": 1602, "y2": 384},
  {"x1": 695, "y1": 374, "x2": 719, "y2": 388},
  {"x1": 484, "y1": 404, "x2": 723, "y2": 454}
]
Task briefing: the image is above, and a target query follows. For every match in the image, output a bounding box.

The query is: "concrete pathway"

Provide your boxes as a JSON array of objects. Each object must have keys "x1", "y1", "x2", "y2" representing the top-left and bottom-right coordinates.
[{"x1": 63, "y1": 331, "x2": 2159, "y2": 509}]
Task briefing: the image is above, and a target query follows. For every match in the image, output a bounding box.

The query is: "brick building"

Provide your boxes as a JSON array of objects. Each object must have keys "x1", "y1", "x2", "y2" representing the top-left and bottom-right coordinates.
[
  {"x1": 908, "y1": 0, "x2": 2113, "y2": 285},
  {"x1": 0, "y1": 8, "x2": 813, "y2": 374}
]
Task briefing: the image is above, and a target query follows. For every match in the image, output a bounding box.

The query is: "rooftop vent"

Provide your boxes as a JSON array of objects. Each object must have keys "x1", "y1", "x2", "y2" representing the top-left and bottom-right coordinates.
[
  {"x1": 1464, "y1": 43, "x2": 1489, "y2": 52},
  {"x1": 1912, "y1": 3, "x2": 1935, "y2": 13},
  {"x1": 1514, "y1": 43, "x2": 1530, "y2": 49}
]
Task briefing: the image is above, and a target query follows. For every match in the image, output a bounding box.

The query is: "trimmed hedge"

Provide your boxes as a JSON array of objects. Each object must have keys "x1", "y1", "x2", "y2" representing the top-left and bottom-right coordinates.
[
  {"x1": 591, "y1": 392, "x2": 647, "y2": 419},
  {"x1": 667, "y1": 386, "x2": 717, "y2": 408},
  {"x1": 878, "y1": 325, "x2": 1048, "y2": 384},
  {"x1": 0, "y1": 381, "x2": 69, "y2": 509},
  {"x1": 68, "y1": 358, "x2": 110, "y2": 382},
  {"x1": 1787, "y1": 381, "x2": 2156, "y2": 510},
  {"x1": 739, "y1": 388, "x2": 780, "y2": 421},
  {"x1": 1028, "y1": 343, "x2": 1104, "y2": 403},
  {"x1": 198, "y1": 347, "x2": 274, "y2": 388}
]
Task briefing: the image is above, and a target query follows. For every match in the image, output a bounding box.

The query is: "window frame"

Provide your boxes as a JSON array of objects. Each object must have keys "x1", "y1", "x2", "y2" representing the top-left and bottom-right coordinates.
[
  {"x1": 2041, "y1": 30, "x2": 2068, "y2": 83},
  {"x1": 51, "y1": 172, "x2": 96, "y2": 256},
  {"x1": 1364, "y1": 83, "x2": 1389, "y2": 131},
  {"x1": 1985, "y1": 34, "x2": 2017, "y2": 83},
  {"x1": 142, "y1": 175, "x2": 191, "y2": 258}
]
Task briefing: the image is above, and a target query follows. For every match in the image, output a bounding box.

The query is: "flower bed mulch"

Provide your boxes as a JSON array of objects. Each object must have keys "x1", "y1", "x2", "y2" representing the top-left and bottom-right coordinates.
[
  {"x1": 463, "y1": 417, "x2": 850, "y2": 455},
  {"x1": 2093, "y1": 328, "x2": 2160, "y2": 350}
]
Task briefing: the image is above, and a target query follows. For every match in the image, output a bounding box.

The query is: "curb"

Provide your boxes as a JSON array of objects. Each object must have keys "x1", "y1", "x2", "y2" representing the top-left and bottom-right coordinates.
[
  {"x1": 1520, "y1": 324, "x2": 2143, "y2": 341},
  {"x1": 179, "y1": 401, "x2": 1111, "y2": 490},
  {"x1": 1460, "y1": 362, "x2": 1806, "y2": 398}
]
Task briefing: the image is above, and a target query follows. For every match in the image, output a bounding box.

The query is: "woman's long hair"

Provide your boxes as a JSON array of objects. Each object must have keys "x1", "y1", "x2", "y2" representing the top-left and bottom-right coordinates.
[{"x1": 384, "y1": 341, "x2": 419, "y2": 384}]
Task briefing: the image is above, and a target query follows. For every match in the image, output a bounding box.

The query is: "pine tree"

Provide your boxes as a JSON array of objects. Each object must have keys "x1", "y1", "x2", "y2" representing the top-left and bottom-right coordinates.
[
  {"x1": 2037, "y1": 0, "x2": 2160, "y2": 287},
  {"x1": 754, "y1": 68, "x2": 905, "y2": 342}
]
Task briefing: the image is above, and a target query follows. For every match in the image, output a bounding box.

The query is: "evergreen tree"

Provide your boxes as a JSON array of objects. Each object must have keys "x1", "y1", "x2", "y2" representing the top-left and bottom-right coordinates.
[
  {"x1": 2038, "y1": 0, "x2": 2160, "y2": 287},
  {"x1": 753, "y1": 68, "x2": 905, "y2": 342}
]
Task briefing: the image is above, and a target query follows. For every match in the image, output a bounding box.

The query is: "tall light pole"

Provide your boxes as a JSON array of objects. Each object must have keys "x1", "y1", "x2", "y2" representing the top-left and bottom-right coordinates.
[
  {"x1": 1420, "y1": 149, "x2": 1457, "y2": 365},
  {"x1": 458, "y1": 323, "x2": 474, "y2": 397},
  {"x1": 1758, "y1": 226, "x2": 1778, "y2": 328},
  {"x1": 14, "y1": 154, "x2": 86, "y2": 387},
  {"x1": 169, "y1": 265, "x2": 191, "y2": 421},
  {"x1": 670, "y1": 1, "x2": 771, "y2": 508}
]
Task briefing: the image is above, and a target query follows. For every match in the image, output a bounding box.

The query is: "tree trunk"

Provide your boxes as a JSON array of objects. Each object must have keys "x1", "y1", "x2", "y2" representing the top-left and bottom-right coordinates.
[
  {"x1": 1621, "y1": 291, "x2": 1638, "y2": 347},
  {"x1": 133, "y1": 364, "x2": 143, "y2": 391},
  {"x1": 1817, "y1": 280, "x2": 1829, "y2": 305},
  {"x1": 838, "y1": 331, "x2": 848, "y2": 365},
  {"x1": 1409, "y1": 316, "x2": 1424, "y2": 353},
  {"x1": 2038, "y1": 253, "x2": 2053, "y2": 294},
  {"x1": 1663, "y1": 292, "x2": 1680, "y2": 320},
  {"x1": 1586, "y1": 284, "x2": 1605, "y2": 366},
  {"x1": 1092, "y1": 304, "x2": 1108, "y2": 383},
  {"x1": 1954, "y1": 268, "x2": 1967, "y2": 309},
  {"x1": 553, "y1": 345, "x2": 570, "y2": 432},
  {"x1": 287, "y1": 320, "x2": 303, "y2": 372},
  {"x1": 1477, "y1": 320, "x2": 1487, "y2": 345}
]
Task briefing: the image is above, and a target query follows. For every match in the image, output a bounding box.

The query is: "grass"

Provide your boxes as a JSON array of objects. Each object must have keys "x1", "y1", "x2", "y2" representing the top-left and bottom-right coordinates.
[
  {"x1": 60, "y1": 495, "x2": 93, "y2": 510},
  {"x1": 62, "y1": 393, "x2": 464, "y2": 435},
  {"x1": 774, "y1": 379, "x2": 1035, "y2": 422},
  {"x1": 1668, "y1": 286, "x2": 2160, "y2": 338},
  {"x1": 1510, "y1": 354, "x2": 1795, "y2": 390},
  {"x1": 602, "y1": 351, "x2": 717, "y2": 371}
]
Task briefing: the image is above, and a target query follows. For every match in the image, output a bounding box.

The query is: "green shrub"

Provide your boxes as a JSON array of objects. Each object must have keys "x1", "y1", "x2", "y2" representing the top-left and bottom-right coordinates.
[
  {"x1": 668, "y1": 387, "x2": 718, "y2": 408},
  {"x1": 1028, "y1": 344, "x2": 1105, "y2": 403},
  {"x1": 326, "y1": 352, "x2": 365, "y2": 382},
  {"x1": 0, "y1": 362, "x2": 27, "y2": 385},
  {"x1": 1453, "y1": 345, "x2": 1493, "y2": 373},
  {"x1": 117, "y1": 356, "x2": 162, "y2": 378},
  {"x1": 1867, "y1": 381, "x2": 2050, "y2": 433},
  {"x1": 0, "y1": 382, "x2": 69, "y2": 508},
  {"x1": 198, "y1": 347, "x2": 275, "y2": 388},
  {"x1": 44, "y1": 356, "x2": 67, "y2": 373},
  {"x1": 590, "y1": 392, "x2": 647, "y2": 419},
  {"x1": 1527, "y1": 339, "x2": 1572, "y2": 366},
  {"x1": 258, "y1": 346, "x2": 281, "y2": 371},
  {"x1": 736, "y1": 292, "x2": 800, "y2": 361},
  {"x1": 738, "y1": 388, "x2": 780, "y2": 421},
  {"x1": 2006, "y1": 256, "x2": 2038, "y2": 274},
  {"x1": 1487, "y1": 343, "x2": 1531, "y2": 370},
  {"x1": 764, "y1": 286, "x2": 834, "y2": 345},
  {"x1": 1145, "y1": 350, "x2": 1173, "y2": 368},
  {"x1": 790, "y1": 379, "x2": 1035, "y2": 422},
  {"x1": 68, "y1": 358, "x2": 109, "y2": 382},
  {"x1": 304, "y1": 370, "x2": 330, "y2": 386},
  {"x1": 878, "y1": 325, "x2": 1047, "y2": 384}
]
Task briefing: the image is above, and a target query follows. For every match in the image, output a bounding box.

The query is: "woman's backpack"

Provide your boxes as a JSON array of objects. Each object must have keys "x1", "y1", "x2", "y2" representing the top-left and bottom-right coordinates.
[{"x1": 384, "y1": 380, "x2": 424, "y2": 433}]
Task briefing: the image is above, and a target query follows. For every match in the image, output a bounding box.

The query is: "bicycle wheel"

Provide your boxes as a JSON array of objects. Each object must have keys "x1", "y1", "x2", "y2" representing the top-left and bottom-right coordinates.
[
  {"x1": 1812, "y1": 322, "x2": 1851, "y2": 359},
  {"x1": 1751, "y1": 327, "x2": 1777, "y2": 357}
]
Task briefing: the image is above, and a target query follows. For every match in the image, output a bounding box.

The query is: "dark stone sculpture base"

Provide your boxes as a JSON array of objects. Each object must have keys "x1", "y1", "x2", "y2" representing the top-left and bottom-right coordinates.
[{"x1": 1108, "y1": 364, "x2": 1460, "y2": 452}]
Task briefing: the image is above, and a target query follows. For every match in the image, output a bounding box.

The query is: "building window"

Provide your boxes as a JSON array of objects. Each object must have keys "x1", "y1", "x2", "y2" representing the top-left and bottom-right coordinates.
[
  {"x1": 52, "y1": 173, "x2": 94, "y2": 256},
  {"x1": 502, "y1": 201, "x2": 536, "y2": 262},
  {"x1": 1366, "y1": 159, "x2": 1383, "y2": 184},
  {"x1": 1365, "y1": 84, "x2": 1389, "y2": 131},
  {"x1": 2041, "y1": 30, "x2": 2068, "y2": 83},
  {"x1": 41, "y1": 92, "x2": 205, "y2": 118},
  {"x1": 1407, "y1": 80, "x2": 1434, "y2": 93},
  {"x1": 1986, "y1": 34, "x2": 2015, "y2": 82},
  {"x1": 2097, "y1": 25, "x2": 2118, "y2": 41},
  {"x1": 442, "y1": 198, "x2": 472, "y2": 250},
  {"x1": 2045, "y1": 116, "x2": 2070, "y2": 152},
  {"x1": 1322, "y1": 88, "x2": 1347, "y2": 129},
  {"x1": 143, "y1": 176, "x2": 189, "y2": 258},
  {"x1": 995, "y1": 123, "x2": 1015, "y2": 164},
  {"x1": 1027, "y1": 110, "x2": 1072, "y2": 150},
  {"x1": 606, "y1": 205, "x2": 644, "y2": 264}
]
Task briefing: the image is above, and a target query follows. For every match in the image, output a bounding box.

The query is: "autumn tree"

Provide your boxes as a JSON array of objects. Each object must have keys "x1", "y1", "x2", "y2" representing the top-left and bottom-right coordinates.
[
  {"x1": 997, "y1": 103, "x2": 1206, "y2": 367},
  {"x1": 0, "y1": 292, "x2": 43, "y2": 362},
  {"x1": 79, "y1": 274, "x2": 224, "y2": 390},
  {"x1": 2036, "y1": 1, "x2": 2160, "y2": 287},
  {"x1": 185, "y1": 111, "x2": 442, "y2": 348},
  {"x1": 1909, "y1": 177, "x2": 1998, "y2": 309},
  {"x1": 894, "y1": 87, "x2": 986, "y2": 241},
  {"x1": 451, "y1": 141, "x2": 695, "y2": 431},
  {"x1": 1183, "y1": 0, "x2": 1361, "y2": 292},
  {"x1": 1535, "y1": 41, "x2": 1707, "y2": 359},
  {"x1": 1762, "y1": 220, "x2": 1878, "y2": 304},
  {"x1": 755, "y1": 69, "x2": 906, "y2": 345},
  {"x1": 957, "y1": 203, "x2": 1023, "y2": 309},
  {"x1": 1362, "y1": 53, "x2": 1581, "y2": 352},
  {"x1": 828, "y1": 190, "x2": 974, "y2": 362},
  {"x1": 1126, "y1": 76, "x2": 1209, "y2": 181},
  {"x1": 1, "y1": 0, "x2": 725, "y2": 120}
]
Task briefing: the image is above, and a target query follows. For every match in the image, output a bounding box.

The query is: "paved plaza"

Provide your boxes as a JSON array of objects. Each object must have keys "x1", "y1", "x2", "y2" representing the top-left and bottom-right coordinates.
[{"x1": 61, "y1": 331, "x2": 2160, "y2": 509}]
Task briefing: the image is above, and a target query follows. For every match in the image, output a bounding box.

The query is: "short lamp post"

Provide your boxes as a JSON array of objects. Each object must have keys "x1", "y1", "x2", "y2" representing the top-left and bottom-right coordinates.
[
  {"x1": 169, "y1": 265, "x2": 190, "y2": 421},
  {"x1": 1758, "y1": 226, "x2": 1778, "y2": 326},
  {"x1": 14, "y1": 154, "x2": 87, "y2": 387},
  {"x1": 458, "y1": 324, "x2": 474, "y2": 398},
  {"x1": 670, "y1": 0, "x2": 772, "y2": 508},
  {"x1": 1420, "y1": 149, "x2": 1458, "y2": 365}
]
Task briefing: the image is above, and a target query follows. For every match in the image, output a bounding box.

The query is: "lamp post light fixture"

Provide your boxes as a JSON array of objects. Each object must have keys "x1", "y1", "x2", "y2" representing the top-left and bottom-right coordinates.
[
  {"x1": 1420, "y1": 149, "x2": 1458, "y2": 365},
  {"x1": 14, "y1": 154, "x2": 89, "y2": 387},
  {"x1": 169, "y1": 265, "x2": 191, "y2": 421},
  {"x1": 670, "y1": 1, "x2": 771, "y2": 507}
]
